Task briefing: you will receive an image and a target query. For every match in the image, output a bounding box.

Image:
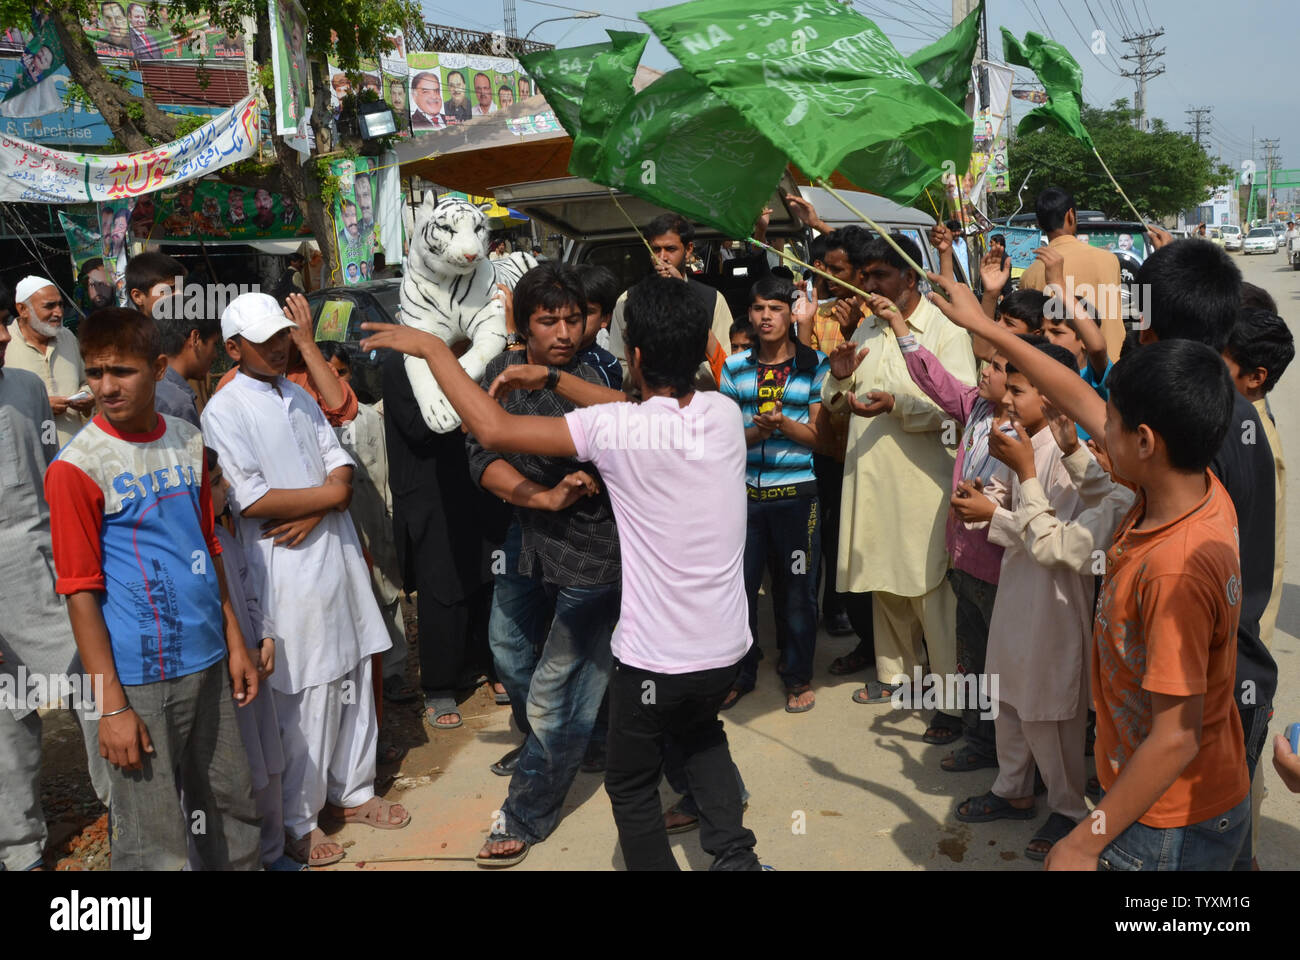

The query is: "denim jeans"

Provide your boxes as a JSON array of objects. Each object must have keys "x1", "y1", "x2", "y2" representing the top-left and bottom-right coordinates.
[
  {"x1": 947, "y1": 568, "x2": 998, "y2": 760},
  {"x1": 109, "y1": 660, "x2": 260, "y2": 871},
  {"x1": 664, "y1": 735, "x2": 749, "y2": 816},
  {"x1": 605, "y1": 657, "x2": 760, "y2": 871},
  {"x1": 739, "y1": 495, "x2": 821, "y2": 691},
  {"x1": 487, "y1": 520, "x2": 553, "y2": 736},
  {"x1": 1098, "y1": 795, "x2": 1251, "y2": 871},
  {"x1": 813, "y1": 453, "x2": 847, "y2": 618},
  {"x1": 500, "y1": 578, "x2": 619, "y2": 845}
]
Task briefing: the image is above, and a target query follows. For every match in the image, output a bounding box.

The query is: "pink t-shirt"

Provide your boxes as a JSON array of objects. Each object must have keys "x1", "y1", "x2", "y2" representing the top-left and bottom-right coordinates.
[{"x1": 565, "y1": 392, "x2": 753, "y2": 674}]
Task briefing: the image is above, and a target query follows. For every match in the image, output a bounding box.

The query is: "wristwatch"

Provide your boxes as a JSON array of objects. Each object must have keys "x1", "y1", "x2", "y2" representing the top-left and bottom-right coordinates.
[
  {"x1": 545, "y1": 366, "x2": 560, "y2": 390},
  {"x1": 505, "y1": 333, "x2": 526, "y2": 348}
]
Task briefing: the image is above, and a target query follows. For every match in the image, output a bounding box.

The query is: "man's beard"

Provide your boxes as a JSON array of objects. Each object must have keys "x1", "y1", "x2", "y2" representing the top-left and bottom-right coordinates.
[{"x1": 30, "y1": 317, "x2": 61, "y2": 338}]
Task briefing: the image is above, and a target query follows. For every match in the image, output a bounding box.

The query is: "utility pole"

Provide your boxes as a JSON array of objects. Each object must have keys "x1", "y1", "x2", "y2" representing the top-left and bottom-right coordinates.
[
  {"x1": 1259, "y1": 138, "x2": 1281, "y2": 220},
  {"x1": 1120, "y1": 29, "x2": 1166, "y2": 132},
  {"x1": 503, "y1": 0, "x2": 518, "y2": 43},
  {"x1": 1185, "y1": 106, "x2": 1212, "y2": 149}
]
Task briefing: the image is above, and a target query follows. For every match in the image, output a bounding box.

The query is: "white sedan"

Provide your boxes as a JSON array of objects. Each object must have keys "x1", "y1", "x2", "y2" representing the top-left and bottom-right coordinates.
[
  {"x1": 1221, "y1": 225, "x2": 1243, "y2": 251},
  {"x1": 1244, "y1": 228, "x2": 1279, "y2": 254}
]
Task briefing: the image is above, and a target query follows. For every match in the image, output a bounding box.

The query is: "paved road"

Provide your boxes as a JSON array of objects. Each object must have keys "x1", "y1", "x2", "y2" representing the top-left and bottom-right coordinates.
[{"x1": 336, "y1": 249, "x2": 1300, "y2": 871}]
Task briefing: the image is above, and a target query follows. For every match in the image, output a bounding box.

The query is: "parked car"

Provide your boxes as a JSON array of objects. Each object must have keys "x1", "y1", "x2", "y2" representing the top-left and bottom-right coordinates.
[
  {"x1": 1221, "y1": 224, "x2": 1243, "y2": 251},
  {"x1": 304, "y1": 278, "x2": 403, "y2": 402},
  {"x1": 1289, "y1": 232, "x2": 1300, "y2": 271},
  {"x1": 1243, "y1": 228, "x2": 1280, "y2": 255}
]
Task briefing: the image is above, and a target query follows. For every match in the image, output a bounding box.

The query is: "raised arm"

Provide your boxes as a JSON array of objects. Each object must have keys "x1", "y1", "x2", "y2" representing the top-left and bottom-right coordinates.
[
  {"x1": 488, "y1": 363, "x2": 626, "y2": 407},
  {"x1": 361, "y1": 322, "x2": 577, "y2": 458},
  {"x1": 926, "y1": 272, "x2": 1107, "y2": 441}
]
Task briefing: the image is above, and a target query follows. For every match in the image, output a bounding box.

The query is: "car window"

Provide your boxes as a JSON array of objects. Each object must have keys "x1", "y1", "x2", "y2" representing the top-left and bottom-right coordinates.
[
  {"x1": 348, "y1": 295, "x2": 396, "y2": 341},
  {"x1": 1248, "y1": 229, "x2": 1272, "y2": 238}
]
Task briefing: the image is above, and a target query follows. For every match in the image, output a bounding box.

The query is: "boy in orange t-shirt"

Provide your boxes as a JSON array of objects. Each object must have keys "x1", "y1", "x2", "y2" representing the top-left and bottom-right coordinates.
[{"x1": 1045, "y1": 340, "x2": 1251, "y2": 871}]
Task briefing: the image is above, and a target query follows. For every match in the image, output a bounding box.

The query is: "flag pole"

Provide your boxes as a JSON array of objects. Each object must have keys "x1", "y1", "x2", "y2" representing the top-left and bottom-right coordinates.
[
  {"x1": 814, "y1": 179, "x2": 927, "y2": 278},
  {"x1": 924, "y1": 187, "x2": 943, "y2": 221},
  {"x1": 605, "y1": 188, "x2": 657, "y2": 259},
  {"x1": 1091, "y1": 147, "x2": 1150, "y2": 232},
  {"x1": 746, "y1": 237, "x2": 873, "y2": 302}
]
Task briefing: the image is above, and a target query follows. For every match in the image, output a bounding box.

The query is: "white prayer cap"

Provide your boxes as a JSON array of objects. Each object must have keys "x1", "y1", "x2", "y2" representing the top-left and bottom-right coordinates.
[
  {"x1": 220, "y1": 292, "x2": 295, "y2": 343},
  {"x1": 14, "y1": 275, "x2": 57, "y2": 306}
]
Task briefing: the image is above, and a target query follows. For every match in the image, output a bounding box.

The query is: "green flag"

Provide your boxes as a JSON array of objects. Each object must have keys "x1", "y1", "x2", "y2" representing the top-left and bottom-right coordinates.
[
  {"x1": 570, "y1": 32, "x2": 649, "y2": 178},
  {"x1": 519, "y1": 39, "x2": 619, "y2": 138},
  {"x1": 639, "y1": 0, "x2": 971, "y2": 198},
  {"x1": 1001, "y1": 28, "x2": 1095, "y2": 150},
  {"x1": 593, "y1": 69, "x2": 789, "y2": 239},
  {"x1": 908, "y1": 1, "x2": 982, "y2": 106}
]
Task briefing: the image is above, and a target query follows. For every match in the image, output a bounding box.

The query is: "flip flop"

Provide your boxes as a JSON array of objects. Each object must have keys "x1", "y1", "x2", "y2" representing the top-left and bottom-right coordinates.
[
  {"x1": 785, "y1": 684, "x2": 816, "y2": 714},
  {"x1": 954, "y1": 791, "x2": 1037, "y2": 824},
  {"x1": 719, "y1": 683, "x2": 754, "y2": 711},
  {"x1": 322, "y1": 796, "x2": 411, "y2": 830},
  {"x1": 923, "y1": 716, "x2": 963, "y2": 745},
  {"x1": 1024, "y1": 813, "x2": 1079, "y2": 862},
  {"x1": 284, "y1": 828, "x2": 345, "y2": 868},
  {"x1": 851, "y1": 680, "x2": 899, "y2": 704},
  {"x1": 491, "y1": 744, "x2": 524, "y2": 777},
  {"x1": 424, "y1": 695, "x2": 463, "y2": 730},
  {"x1": 476, "y1": 831, "x2": 529, "y2": 868},
  {"x1": 940, "y1": 747, "x2": 999, "y2": 772}
]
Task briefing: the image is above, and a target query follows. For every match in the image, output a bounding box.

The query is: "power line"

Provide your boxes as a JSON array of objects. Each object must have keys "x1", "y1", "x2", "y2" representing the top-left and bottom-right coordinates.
[
  {"x1": 1057, "y1": 0, "x2": 1122, "y2": 77},
  {"x1": 1081, "y1": 0, "x2": 1128, "y2": 75},
  {"x1": 1119, "y1": 28, "x2": 1165, "y2": 132},
  {"x1": 1186, "y1": 105, "x2": 1212, "y2": 148}
]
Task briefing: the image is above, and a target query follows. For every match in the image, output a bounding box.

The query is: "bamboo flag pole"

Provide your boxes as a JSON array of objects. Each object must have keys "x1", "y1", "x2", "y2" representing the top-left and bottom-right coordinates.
[
  {"x1": 1091, "y1": 147, "x2": 1150, "y2": 232},
  {"x1": 814, "y1": 179, "x2": 928, "y2": 278},
  {"x1": 606, "y1": 188, "x2": 657, "y2": 259},
  {"x1": 744, "y1": 237, "x2": 874, "y2": 302}
]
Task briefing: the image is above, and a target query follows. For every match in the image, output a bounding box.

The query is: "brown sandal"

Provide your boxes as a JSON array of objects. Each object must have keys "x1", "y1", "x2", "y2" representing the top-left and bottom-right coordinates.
[
  {"x1": 321, "y1": 796, "x2": 411, "y2": 830},
  {"x1": 285, "y1": 828, "x2": 345, "y2": 868}
]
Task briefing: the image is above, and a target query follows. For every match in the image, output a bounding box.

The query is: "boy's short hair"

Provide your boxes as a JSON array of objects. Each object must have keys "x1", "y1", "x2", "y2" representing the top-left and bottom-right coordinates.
[
  {"x1": 155, "y1": 309, "x2": 219, "y2": 356},
  {"x1": 78, "y1": 307, "x2": 161, "y2": 363},
  {"x1": 205, "y1": 446, "x2": 219, "y2": 472},
  {"x1": 1240, "y1": 281, "x2": 1278, "y2": 314},
  {"x1": 1136, "y1": 239, "x2": 1241, "y2": 351},
  {"x1": 1225, "y1": 308, "x2": 1295, "y2": 393},
  {"x1": 317, "y1": 340, "x2": 351, "y2": 368},
  {"x1": 646, "y1": 213, "x2": 695, "y2": 247},
  {"x1": 822, "y1": 226, "x2": 876, "y2": 269},
  {"x1": 730, "y1": 319, "x2": 754, "y2": 339},
  {"x1": 624, "y1": 276, "x2": 708, "y2": 396},
  {"x1": 748, "y1": 275, "x2": 797, "y2": 309},
  {"x1": 1035, "y1": 186, "x2": 1075, "y2": 232},
  {"x1": 574, "y1": 263, "x2": 619, "y2": 316},
  {"x1": 995, "y1": 289, "x2": 1050, "y2": 332},
  {"x1": 1107, "y1": 339, "x2": 1234, "y2": 472},
  {"x1": 124, "y1": 251, "x2": 186, "y2": 298},
  {"x1": 862, "y1": 234, "x2": 924, "y2": 280},
  {"x1": 990, "y1": 233, "x2": 1006, "y2": 246},
  {"x1": 511, "y1": 262, "x2": 584, "y2": 336},
  {"x1": 1004, "y1": 335, "x2": 1077, "y2": 376}
]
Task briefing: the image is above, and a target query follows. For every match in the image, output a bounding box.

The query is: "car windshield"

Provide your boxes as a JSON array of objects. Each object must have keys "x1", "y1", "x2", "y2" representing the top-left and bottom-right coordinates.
[
  {"x1": 1248, "y1": 229, "x2": 1273, "y2": 238},
  {"x1": 1223, "y1": 226, "x2": 1240, "y2": 234}
]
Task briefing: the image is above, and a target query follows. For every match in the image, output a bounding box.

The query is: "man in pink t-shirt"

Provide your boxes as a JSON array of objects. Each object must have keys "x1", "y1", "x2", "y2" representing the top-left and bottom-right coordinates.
[{"x1": 362, "y1": 276, "x2": 762, "y2": 871}]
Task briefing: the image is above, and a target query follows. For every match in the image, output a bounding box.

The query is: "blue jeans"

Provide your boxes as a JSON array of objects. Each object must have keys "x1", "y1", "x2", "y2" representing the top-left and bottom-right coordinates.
[
  {"x1": 500, "y1": 578, "x2": 620, "y2": 845},
  {"x1": 1098, "y1": 795, "x2": 1251, "y2": 871},
  {"x1": 738, "y1": 495, "x2": 821, "y2": 690},
  {"x1": 487, "y1": 521, "x2": 552, "y2": 737}
]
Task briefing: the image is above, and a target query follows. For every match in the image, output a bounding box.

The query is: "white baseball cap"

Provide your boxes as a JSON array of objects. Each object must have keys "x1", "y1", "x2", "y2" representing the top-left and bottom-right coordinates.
[{"x1": 220, "y1": 292, "x2": 295, "y2": 343}]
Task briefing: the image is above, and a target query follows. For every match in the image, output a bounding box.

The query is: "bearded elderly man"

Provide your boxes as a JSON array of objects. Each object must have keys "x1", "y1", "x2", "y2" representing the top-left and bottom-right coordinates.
[{"x1": 5, "y1": 277, "x2": 94, "y2": 447}]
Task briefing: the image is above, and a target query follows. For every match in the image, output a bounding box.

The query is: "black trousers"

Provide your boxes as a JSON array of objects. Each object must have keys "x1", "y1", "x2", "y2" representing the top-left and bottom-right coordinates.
[
  {"x1": 417, "y1": 581, "x2": 495, "y2": 694},
  {"x1": 813, "y1": 453, "x2": 847, "y2": 617},
  {"x1": 605, "y1": 657, "x2": 760, "y2": 871}
]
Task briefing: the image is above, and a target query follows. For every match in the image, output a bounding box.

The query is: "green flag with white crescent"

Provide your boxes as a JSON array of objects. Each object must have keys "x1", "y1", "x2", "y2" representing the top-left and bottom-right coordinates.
[
  {"x1": 639, "y1": 0, "x2": 972, "y2": 201},
  {"x1": 1001, "y1": 28, "x2": 1095, "y2": 150}
]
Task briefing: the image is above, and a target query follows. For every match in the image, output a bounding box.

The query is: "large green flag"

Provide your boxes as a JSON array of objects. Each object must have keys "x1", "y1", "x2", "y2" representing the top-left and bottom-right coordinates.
[
  {"x1": 909, "y1": 1, "x2": 982, "y2": 106},
  {"x1": 519, "y1": 39, "x2": 619, "y2": 138},
  {"x1": 570, "y1": 32, "x2": 649, "y2": 179},
  {"x1": 1001, "y1": 28, "x2": 1094, "y2": 150},
  {"x1": 593, "y1": 69, "x2": 789, "y2": 239},
  {"x1": 639, "y1": 0, "x2": 971, "y2": 199}
]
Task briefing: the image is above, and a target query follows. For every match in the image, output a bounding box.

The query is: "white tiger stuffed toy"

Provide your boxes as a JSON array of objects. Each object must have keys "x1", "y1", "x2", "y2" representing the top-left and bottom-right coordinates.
[{"x1": 399, "y1": 194, "x2": 536, "y2": 432}]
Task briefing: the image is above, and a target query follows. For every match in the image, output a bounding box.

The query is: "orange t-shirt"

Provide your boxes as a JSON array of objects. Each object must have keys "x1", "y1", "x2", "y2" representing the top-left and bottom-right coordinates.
[
  {"x1": 215, "y1": 359, "x2": 358, "y2": 427},
  {"x1": 1093, "y1": 470, "x2": 1249, "y2": 828}
]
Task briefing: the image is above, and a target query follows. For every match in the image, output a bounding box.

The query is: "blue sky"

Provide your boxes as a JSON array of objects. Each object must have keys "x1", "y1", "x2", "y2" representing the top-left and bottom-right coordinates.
[{"x1": 423, "y1": 0, "x2": 1296, "y2": 191}]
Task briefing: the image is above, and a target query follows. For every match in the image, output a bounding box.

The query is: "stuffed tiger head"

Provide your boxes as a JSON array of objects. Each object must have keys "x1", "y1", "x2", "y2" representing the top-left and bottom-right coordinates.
[{"x1": 409, "y1": 194, "x2": 492, "y2": 276}]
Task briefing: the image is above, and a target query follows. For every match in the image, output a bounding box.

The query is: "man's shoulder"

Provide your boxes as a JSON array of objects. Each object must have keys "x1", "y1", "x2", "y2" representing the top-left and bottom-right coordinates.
[{"x1": 1, "y1": 366, "x2": 47, "y2": 399}]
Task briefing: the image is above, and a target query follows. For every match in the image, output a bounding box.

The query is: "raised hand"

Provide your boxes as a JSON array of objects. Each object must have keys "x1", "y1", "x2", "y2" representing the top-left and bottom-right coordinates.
[
  {"x1": 988, "y1": 418, "x2": 1036, "y2": 481},
  {"x1": 865, "y1": 293, "x2": 907, "y2": 336},
  {"x1": 1033, "y1": 245, "x2": 1066, "y2": 294},
  {"x1": 929, "y1": 221, "x2": 954, "y2": 255},
  {"x1": 1043, "y1": 401, "x2": 1079, "y2": 455},
  {"x1": 979, "y1": 249, "x2": 1011, "y2": 295},
  {"x1": 926, "y1": 271, "x2": 991, "y2": 332},
  {"x1": 792, "y1": 288, "x2": 819, "y2": 331},
  {"x1": 827, "y1": 341, "x2": 870, "y2": 380}
]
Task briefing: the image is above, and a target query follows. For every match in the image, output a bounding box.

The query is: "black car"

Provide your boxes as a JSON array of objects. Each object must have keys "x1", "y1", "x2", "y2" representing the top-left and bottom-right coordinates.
[{"x1": 305, "y1": 279, "x2": 402, "y2": 404}]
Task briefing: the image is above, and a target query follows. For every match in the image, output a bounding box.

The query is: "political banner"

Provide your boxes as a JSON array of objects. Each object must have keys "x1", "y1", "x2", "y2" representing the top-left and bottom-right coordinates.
[
  {"x1": 331, "y1": 155, "x2": 377, "y2": 284},
  {"x1": 147, "y1": 178, "x2": 310, "y2": 241},
  {"x1": 269, "y1": 0, "x2": 311, "y2": 136},
  {"x1": 0, "y1": 62, "x2": 144, "y2": 145},
  {"x1": 83, "y1": 1, "x2": 244, "y2": 63},
  {"x1": 2, "y1": 10, "x2": 64, "y2": 104},
  {"x1": 0, "y1": 93, "x2": 259, "y2": 203}
]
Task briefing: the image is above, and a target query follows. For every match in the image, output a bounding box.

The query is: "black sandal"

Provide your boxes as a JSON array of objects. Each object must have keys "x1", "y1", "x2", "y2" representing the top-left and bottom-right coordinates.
[
  {"x1": 1025, "y1": 813, "x2": 1078, "y2": 862},
  {"x1": 940, "y1": 747, "x2": 998, "y2": 772},
  {"x1": 954, "y1": 791, "x2": 1036, "y2": 823}
]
